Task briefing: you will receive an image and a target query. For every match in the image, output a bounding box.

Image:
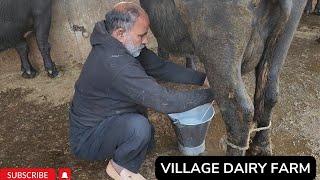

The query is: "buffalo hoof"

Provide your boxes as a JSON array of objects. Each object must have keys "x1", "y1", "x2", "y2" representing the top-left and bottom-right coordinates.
[
  {"x1": 304, "y1": 5, "x2": 312, "y2": 16},
  {"x1": 45, "y1": 63, "x2": 59, "y2": 78},
  {"x1": 186, "y1": 61, "x2": 197, "y2": 71},
  {"x1": 305, "y1": 10, "x2": 311, "y2": 16},
  {"x1": 21, "y1": 68, "x2": 37, "y2": 79},
  {"x1": 246, "y1": 144, "x2": 272, "y2": 156}
]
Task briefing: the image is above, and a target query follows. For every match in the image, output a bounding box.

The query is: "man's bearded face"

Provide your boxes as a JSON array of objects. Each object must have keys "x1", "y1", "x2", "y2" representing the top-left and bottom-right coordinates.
[{"x1": 124, "y1": 33, "x2": 145, "y2": 57}]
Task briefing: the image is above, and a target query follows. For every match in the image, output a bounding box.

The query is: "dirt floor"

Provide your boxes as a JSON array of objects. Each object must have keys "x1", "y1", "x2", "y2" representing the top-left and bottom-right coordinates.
[{"x1": 0, "y1": 13, "x2": 319, "y2": 180}]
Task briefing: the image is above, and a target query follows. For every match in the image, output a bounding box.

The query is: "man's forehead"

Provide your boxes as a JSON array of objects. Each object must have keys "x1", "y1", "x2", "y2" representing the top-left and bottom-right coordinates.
[
  {"x1": 138, "y1": 14, "x2": 150, "y2": 26},
  {"x1": 133, "y1": 16, "x2": 149, "y2": 33}
]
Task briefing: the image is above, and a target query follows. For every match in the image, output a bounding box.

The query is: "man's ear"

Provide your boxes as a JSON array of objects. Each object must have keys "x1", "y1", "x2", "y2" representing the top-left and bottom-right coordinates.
[{"x1": 112, "y1": 28, "x2": 126, "y2": 43}]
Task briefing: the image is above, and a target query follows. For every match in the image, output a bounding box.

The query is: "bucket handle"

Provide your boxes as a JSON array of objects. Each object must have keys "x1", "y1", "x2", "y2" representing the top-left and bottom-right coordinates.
[
  {"x1": 171, "y1": 118, "x2": 180, "y2": 125},
  {"x1": 199, "y1": 100, "x2": 215, "y2": 123}
]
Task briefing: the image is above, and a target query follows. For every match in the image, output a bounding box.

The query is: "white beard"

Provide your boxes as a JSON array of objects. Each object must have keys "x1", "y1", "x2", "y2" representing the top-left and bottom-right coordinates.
[{"x1": 124, "y1": 35, "x2": 145, "y2": 57}]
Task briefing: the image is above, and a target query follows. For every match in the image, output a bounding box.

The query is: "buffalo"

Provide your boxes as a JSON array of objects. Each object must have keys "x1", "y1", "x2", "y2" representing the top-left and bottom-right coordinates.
[
  {"x1": 140, "y1": 0, "x2": 307, "y2": 155},
  {"x1": 0, "y1": 0, "x2": 59, "y2": 78}
]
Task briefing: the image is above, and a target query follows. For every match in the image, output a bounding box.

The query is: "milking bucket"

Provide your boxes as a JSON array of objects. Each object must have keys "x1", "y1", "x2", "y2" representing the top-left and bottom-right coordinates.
[{"x1": 168, "y1": 103, "x2": 215, "y2": 156}]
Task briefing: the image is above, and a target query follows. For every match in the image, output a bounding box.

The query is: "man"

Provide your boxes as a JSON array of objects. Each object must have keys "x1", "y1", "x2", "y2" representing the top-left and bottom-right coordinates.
[{"x1": 69, "y1": 2, "x2": 214, "y2": 179}]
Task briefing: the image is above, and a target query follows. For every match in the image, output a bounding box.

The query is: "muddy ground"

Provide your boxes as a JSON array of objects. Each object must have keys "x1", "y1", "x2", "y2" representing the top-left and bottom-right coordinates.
[{"x1": 0, "y1": 13, "x2": 319, "y2": 180}]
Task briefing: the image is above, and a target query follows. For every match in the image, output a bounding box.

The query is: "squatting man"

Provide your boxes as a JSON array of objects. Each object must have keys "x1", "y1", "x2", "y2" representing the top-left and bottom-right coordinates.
[{"x1": 69, "y1": 2, "x2": 214, "y2": 179}]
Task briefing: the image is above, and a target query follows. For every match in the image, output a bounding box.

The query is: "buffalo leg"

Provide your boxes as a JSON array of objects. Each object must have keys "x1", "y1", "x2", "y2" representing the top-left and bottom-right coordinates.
[
  {"x1": 203, "y1": 54, "x2": 254, "y2": 156},
  {"x1": 247, "y1": 0, "x2": 306, "y2": 155},
  {"x1": 186, "y1": 54, "x2": 197, "y2": 70},
  {"x1": 182, "y1": 0, "x2": 254, "y2": 155},
  {"x1": 304, "y1": 0, "x2": 312, "y2": 15},
  {"x1": 315, "y1": 0, "x2": 320, "y2": 15},
  {"x1": 33, "y1": 2, "x2": 59, "y2": 78},
  {"x1": 198, "y1": 32, "x2": 254, "y2": 156},
  {"x1": 214, "y1": 78, "x2": 254, "y2": 156},
  {"x1": 15, "y1": 41, "x2": 37, "y2": 78}
]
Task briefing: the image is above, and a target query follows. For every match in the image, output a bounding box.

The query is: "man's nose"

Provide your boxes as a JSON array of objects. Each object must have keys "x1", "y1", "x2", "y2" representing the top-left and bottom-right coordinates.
[{"x1": 142, "y1": 36, "x2": 148, "y2": 45}]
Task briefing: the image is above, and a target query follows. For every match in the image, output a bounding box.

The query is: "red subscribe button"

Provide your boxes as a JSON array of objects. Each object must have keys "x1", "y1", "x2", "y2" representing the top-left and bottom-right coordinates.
[{"x1": 0, "y1": 168, "x2": 56, "y2": 180}]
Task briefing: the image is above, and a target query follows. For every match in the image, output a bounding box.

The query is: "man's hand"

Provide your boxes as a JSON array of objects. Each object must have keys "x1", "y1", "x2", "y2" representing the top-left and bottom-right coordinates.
[{"x1": 203, "y1": 77, "x2": 210, "y2": 87}]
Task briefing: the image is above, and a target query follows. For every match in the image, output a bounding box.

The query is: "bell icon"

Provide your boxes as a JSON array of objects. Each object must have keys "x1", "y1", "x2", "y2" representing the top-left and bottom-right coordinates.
[{"x1": 61, "y1": 172, "x2": 68, "y2": 179}]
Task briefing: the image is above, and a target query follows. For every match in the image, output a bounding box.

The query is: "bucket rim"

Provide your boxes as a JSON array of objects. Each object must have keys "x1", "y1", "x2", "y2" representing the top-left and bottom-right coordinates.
[{"x1": 168, "y1": 104, "x2": 215, "y2": 126}]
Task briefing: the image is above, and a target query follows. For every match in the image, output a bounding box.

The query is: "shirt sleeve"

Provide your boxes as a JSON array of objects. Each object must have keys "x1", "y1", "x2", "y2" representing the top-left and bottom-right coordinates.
[
  {"x1": 111, "y1": 62, "x2": 214, "y2": 114},
  {"x1": 137, "y1": 48, "x2": 206, "y2": 85}
]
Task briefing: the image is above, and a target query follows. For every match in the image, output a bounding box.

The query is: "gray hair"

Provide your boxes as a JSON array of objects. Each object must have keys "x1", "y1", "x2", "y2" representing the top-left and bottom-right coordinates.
[{"x1": 104, "y1": 3, "x2": 144, "y2": 33}]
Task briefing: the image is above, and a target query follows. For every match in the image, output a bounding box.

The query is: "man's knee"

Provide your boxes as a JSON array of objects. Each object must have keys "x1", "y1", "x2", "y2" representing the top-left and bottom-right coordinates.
[{"x1": 126, "y1": 114, "x2": 152, "y2": 145}]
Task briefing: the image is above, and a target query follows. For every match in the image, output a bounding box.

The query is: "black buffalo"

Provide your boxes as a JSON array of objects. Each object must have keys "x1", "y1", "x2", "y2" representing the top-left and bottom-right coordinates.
[
  {"x1": 0, "y1": 0, "x2": 58, "y2": 78},
  {"x1": 140, "y1": 0, "x2": 307, "y2": 155}
]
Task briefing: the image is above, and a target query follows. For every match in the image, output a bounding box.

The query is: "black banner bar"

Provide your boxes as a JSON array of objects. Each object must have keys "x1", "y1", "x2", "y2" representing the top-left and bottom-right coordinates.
[{"x1": 155, "y1": 156, "x2": 316, "y2": 179}]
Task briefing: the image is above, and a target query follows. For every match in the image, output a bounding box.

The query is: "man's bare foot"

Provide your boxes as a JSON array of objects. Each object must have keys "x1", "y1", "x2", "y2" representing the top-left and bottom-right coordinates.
[{"x1": 106, "y1": 159, "x2": 146, "y2": 180}]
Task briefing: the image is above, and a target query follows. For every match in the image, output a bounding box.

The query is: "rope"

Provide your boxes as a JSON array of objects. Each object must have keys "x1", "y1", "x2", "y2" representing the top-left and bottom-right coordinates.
[
  {"x1": 223, "y1": 121, "x2": 272, "y2": 151},
  {"x1": 198, "y1": 100, "x2": 272, "y2": 152}
]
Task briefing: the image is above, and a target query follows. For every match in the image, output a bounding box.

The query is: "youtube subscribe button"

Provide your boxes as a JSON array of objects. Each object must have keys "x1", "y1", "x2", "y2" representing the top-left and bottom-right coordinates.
[{"x1": 0, "y1": 168, "x2": 56, "y2": 180}]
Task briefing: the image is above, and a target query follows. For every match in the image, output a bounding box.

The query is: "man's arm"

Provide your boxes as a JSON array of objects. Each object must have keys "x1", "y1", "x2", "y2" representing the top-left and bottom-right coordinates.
[
  {"x1": 111, "y1": 62, "x2": 214, "y2": 114},
  {"x1": 137, "y1": 48, "x2": 206, "y2": 85}
]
